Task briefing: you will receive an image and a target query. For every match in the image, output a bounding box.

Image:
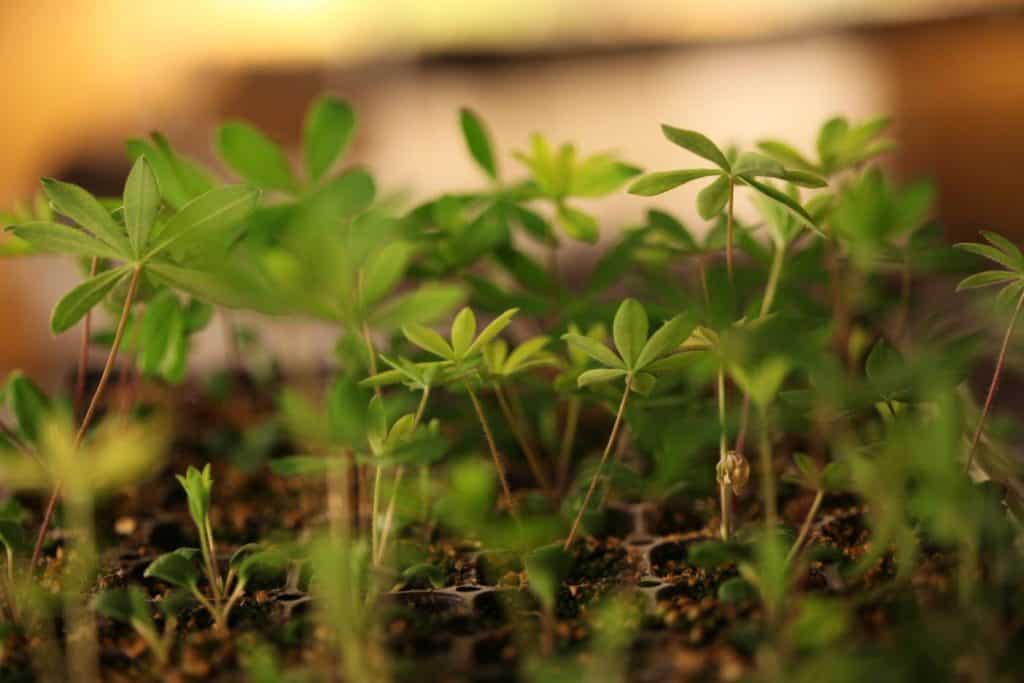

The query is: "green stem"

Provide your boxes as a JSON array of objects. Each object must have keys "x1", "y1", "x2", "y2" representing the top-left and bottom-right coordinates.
[
  {"x1": 30, "y1": 266, "x2": 141, "y2": 573},
  {"x1": 966, "y1": 287, "x2": 1024, "y2": 472},
  {"x1": 563, "y1": 383, "x2": 630, "y2": 550},
  {"x1": 493, "y1": 383, "x2": 552, "y2": 498},
  {"x1": 717, "y1": 367, "x2": 731, "y2": 540},
  {"x1": 377, "y1": 388, "x2": 431, "y2": 563},
  {"x1": 785, "y1": 489, "x2": 823, "y2": 565},
  {"x1": 557, "y1": 396, "x2": 581, "y2": 492},
  {"x1": 760, "y1": 242, "x2": 786, "y2": 318},
  {"x1": 758, "y1": 406, "x2": 777, "y2": 530},
  {"x1": 465, "y1": 383, "x2": 516, "y2": 517}
]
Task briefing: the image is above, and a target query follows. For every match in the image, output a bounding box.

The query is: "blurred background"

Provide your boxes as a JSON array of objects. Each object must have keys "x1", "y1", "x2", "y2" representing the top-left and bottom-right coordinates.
[{"x1": 2, "y1": 0, "x2": 1024, "y2": 382}]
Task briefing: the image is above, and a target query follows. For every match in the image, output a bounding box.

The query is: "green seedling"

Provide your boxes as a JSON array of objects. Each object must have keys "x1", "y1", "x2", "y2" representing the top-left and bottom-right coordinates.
[
  {"x1": 758, "y1": 115, "x2": 895, "y2": 181},
  {"x1": 401, "y1": 307, "x2": 521, "y2": 511},
  {"x1": 562, "y1": 298, "x2": 694, "y2": 548},
  {"x1": 782, "y1": 453, "x2": 849, "y2": 565},
  {"x1": 146, "y1": 464, "x2": 284, "y2": 633},
  {"x1": 629, "y1": 125, "x2": 824, "y2": 279},
  {"x1": 955, "y1": 231, "x2": 1024, "y2": 472}
]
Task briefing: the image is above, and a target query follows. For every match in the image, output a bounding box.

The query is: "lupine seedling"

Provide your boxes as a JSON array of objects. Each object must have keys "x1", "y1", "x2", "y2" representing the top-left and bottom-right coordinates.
[
  {"x1": 629, "y1": 126, "x2": 824, "y2": 279},
  {"x1": 401, "y1": 307, "x2": 521, "y2": 511},
  {"x1": 562, "y1": 298, "x2": 694, "y2": 548},
  {"x1": 954, "y1": 231, "x2": 1024, "y2": 471},
  {"x1": 146, "y1": 464, "x2": 283, "y2": 633}
]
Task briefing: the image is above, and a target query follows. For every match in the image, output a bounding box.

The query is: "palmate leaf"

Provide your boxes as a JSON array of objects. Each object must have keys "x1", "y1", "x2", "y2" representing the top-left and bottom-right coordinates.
[
  {"x1": 697, "y1": 175, "x2": 731, "y2": 219},
  {"x1": 459, "y1": 108, "x2": 498, "y2": 180},
  {"x1": 569, "y1": 155, "x2": 641, "y2": 197},
  {"x1": 304, "y1": 96, "x2": 356, "y2": 183},
  {"x1": 5, "y1": 222, "x2": 122, "y2": 260},
  {"x1": 127, "y1": 133, "x2": 215, "y2": 211},
  {"x1": 634, "y1": 314, "x2": 694, "y2": 370},
  {"x1": 466, "y1": 308, "x2": 518, "y2": 357},
  {"x1": 217, "y1": 122, "x2": 297, "y2": 193},
  {"x1": 577, "y1": 368, "x2": 626, "y2": 388},
  {"x1": 51, "y1": 266, "x2": 132, "y2": 333},
  {"x1": 145, "y1": 185, "x2": 261, "y2": 259},
  {"x1": 451, "y1": 307, "x2": 476, "y2": 357},
  {"x1": 403, "y1": 323, "x2": 454, "y2": 360},
  {"x1": 628, "y1": 169, "x2": 720, "y2": 197},
  {"x1": 146, "y1": 261, "x2": 252, "y2": 309},
  {"x1": 563, "y1": 333, "x2": 623, "y2": 369}
]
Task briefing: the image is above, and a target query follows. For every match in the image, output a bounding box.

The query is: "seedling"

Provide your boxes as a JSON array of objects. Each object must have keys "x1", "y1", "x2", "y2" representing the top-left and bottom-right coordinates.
[
  {"x1": 401, "y1": 307, "x2": 521, "y2": 511},
  {"x1": 954, "y1": 231, "x2": 1024, "y2": 471},
  {"x1": 146, "y1": 464, "x2": 284, "y2": 633},
  {"x1": 92, "y1": 586, "x2": 176, "y2": 666},
  {"x1": 629, "y1": 125, "x2": 824, "y2": 279},
  {"x1": 562, "y1": 298, "x2": 694, "y2": 548}
]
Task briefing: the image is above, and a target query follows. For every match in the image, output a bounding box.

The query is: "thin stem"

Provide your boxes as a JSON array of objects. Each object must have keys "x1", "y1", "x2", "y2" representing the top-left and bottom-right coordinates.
[
  {"x1": 465, "y1": 383, "x2": 516, "y2": 517},
  {"x1": 203, "y1": 516, "x2": 223, "y2": 603},
  {"x1": 74, "y1": 257, "x2": 99, "y2": 420},
  {"x1": 717, "y1": 366, "x2": 733, "y2": 540},
  {"x1": 493, "y1": 383, "x2": 552, "y2": 497},
  {"x1": 966, "y1": 287, "x2": 1024, "y2": 472},
  {"x1": 557, "y1": 396, "x2": 581, "y2": 492},
  {"x1": 758, "y1": 406, "x2": 777, "y2": 530},
  {"x1": 361, "y1": 321, "x2": 382, "y2": 558},
  {"x1": 725, "y1": 180, "x2": 736, "y2": 283},
  {"x1": 563, "y1": 384, "x2": 630, "y2": 550},
  {"x1": 786, "y1": 489, "x2": 823, "y2": 565},
  {"x1": 760, "y1": 242, "x2": 786, "y2": 318},
  {"x1": 30, "y1": 266, "x2": 141, "y2": 572}
]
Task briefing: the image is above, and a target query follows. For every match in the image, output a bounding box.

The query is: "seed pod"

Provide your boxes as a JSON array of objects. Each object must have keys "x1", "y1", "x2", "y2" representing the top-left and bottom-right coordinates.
[{"x1": 716, "y1": 450, "x2": 750, "y2": 496}]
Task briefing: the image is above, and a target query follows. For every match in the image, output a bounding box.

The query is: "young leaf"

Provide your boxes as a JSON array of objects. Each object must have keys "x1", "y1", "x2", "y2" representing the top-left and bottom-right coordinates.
[
  {"x1": 175, "y1": 464, "x2": 213, "y2": 531},
  {"x1": 696, "y1": 175, "x2": 731, "y2": 219},
  {"x1": 216, "y1": 122, "x2": 296, "y2": 193},
  {"x1": 612, "y1": 298, "x2": 648, "y2": 369},
  {"x1": 403, "y1": 323, "x2": 454, "y2": 360},
  {"x1": 41, "y1": 178, "x2": 131, "y2": 255},
  {"x1": 466, "y1": 308, "x2": 518, "y2": 356},
  {"x1": 359, "y1": 241, "x2": 415, "y2": 308},
  {"x1": 570, "y1": 155, "x2": 641, "y2": 197},
  {"x1": 450, "y1": 307, "x2": 477, "y2": 358},
  {"x1": 577, "y1": 368, "x2": 627, "y2": 388},
  {"x1": 459, "y1": 108, "x2": 497, "y2": 180},
  {"x1": 93, "y1": 586, "x2": 153, "y2": 629},
  {"x1": 955, "y1": 270, "x2": 1020, "y2": 292},
  {"x1": 556, "y1": 204, "x2": 599, "y2": 243},
  {"x1": 562, "y1": 333, "x2": 623, "y2": 369},
  {"x1": 755, "y1": 140, "x2": 818, "y2": 174},
  {"x1": 369, "y1": 284, "x2": 465, "y2": 332},
  {"x1": 124, "y1": 156, "x2": 160, "y2": 256},
  {"x1": 635, "y1": 314, "x2": 694, "y2": 371},
  {"x1": 144, "y1": 548, "x2": 200, "y2": 588},
  {"x1": 630, "y1": 372, "x2": 656, "y2": 395},
  {"x1": 146, "y1": 185, "x2": 260, "y2": 258},
  {"x1": 660, "y1": 126, "x2": 731, "y2": 170},
  {"x1": 303, "y1": 96, "x2": 356, "y2": 183},
  {"x1": 51, "y1": 266, "x2": 132, "y2": 334},
  {"x1": 628, "y1": 169, "x2": 719, "y2": 196},
  {"x1": 5, "y1": 371, "x2": 50, "y2": 445},
  {"x1": 5, "y1": 222, "x2": 121, "y2": 260},
  {"x1": 741, "y1": 176, "x2": 819, "y2": 232}
]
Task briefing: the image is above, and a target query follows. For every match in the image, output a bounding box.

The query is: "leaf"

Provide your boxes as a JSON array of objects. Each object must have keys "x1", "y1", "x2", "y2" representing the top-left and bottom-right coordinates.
[
  {"x1": 635, "y1": 314, "x2": 694, "y2": 371},
  {"x1": 562, "y1": 333, "x2": 623, "y2": 369},
  {"x1": 327, "y1": 376, "x2": 371, "y2": 446},
  {"x1": 577, "y1": 368, "x2": 627, "y2": 388},
  {"x1": 718, "y1": 577, "x2": 757, "y2": 603},
  {"x1": 369, "y1": 284, "x2": 465, "y2": 332},
  {"x1": 982, "y1": 231, "x2": 1024, "y2": 268},
  {"x1": 450, "y1": 307, "x2": 477, "y2": 358},
  {"x1": 93, "y1": 586, "x2": 152, "y2": 628},
  {"x1": 359, "y1": 241, "x2": 415, "y2": 308},
  {"x1": 466, "y1": 308, "x2": 518, "y2": 356},
  {"x1": 147, "y1": 261, "x2": 251, "y2": 309},
  {"x1": 5, "y1": 222, "x2": 121, "y2": 260},
  {"x1": 304, "y1": 96, "x2": 356, "y2": 183},
  {"x1": 627, "y1": 169, "x2": 719, "y2": 196},
  {"x1": 305, "y1": 168, "x2": 376, "y2": 221},
  {"x1": 51, "y1": 267, "x2": 131, "y2": 334},
  {"x1": 459, "y1": 108, "x2": 498, "y2": 180},
  {"x1": 144, "y1": 548, "x2": 200, "y2": 588},
  {"x1": 403, "y1": 323, "x2": 454, "y2": 360},
  {"x1": 660, "y1": 126, "x2": 730, "y2": 170},
  {"x1": 216, "y1": 122, "x2": 296, "y2": 193},
  {"x1": 696, "y1": 175, "x2": 731, "y2": 220},
  {"x1": 741, "y1": 176, "x2": 819, "y2": 233},
  {"x1": 570, "y1": 156, "x2": 640, "y2": 197},
  {"x1": 504, "y1": 337, "x2": 550, "y2": 374},
  {"x1": 955, "y1": 242, "x2": 1020, "y2": 273},
  {"x1": 146, "y1": 185, "x2": 260, "y2": 258},
  {"x1": 124, "y1": 157, "x2": 161, "y2": 256},
  {"x1": 755, "y1": 140, "x2": 818, "y2": 174},
  {"x1": 956, "y1": 270, "x2": 1020, "y2": 292},
  {"x1": 556, "y1": 204, "x2": 598, "y2": 243},
  {"x1": 41, "y1": 178, "x2": 131, "y2": 255},
  {"x1": 175, "y1": 464, "x2": 212, "y2": 531},
  {"x1": 612, "y1": 298, "x2": 648, "y2": 369}
]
